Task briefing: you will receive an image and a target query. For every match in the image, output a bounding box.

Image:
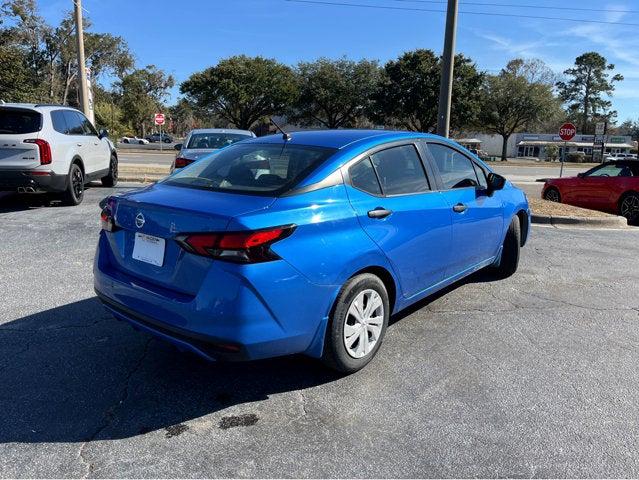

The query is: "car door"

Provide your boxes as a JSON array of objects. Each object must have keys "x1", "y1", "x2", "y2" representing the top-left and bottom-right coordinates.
[
  {"x1": 344, "y1": 143, "x2": 453, "y2": 298},
  {"x1": 573, "y1": 163, "x2": 627, "y2": 210},
  {"x1": 423, "y1": 142, "x2": 504, "y2": 278},
  {"x1": 61, "y1": 110, "x2": 90, "y2": 171},
  {"x1": 76, "y1": 111, "x2": 109, "y2": 174}
]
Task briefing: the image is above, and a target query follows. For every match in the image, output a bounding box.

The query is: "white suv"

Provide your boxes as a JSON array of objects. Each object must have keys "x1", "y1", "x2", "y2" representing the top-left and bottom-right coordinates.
[{"x1": 0, "y1": 103, "x2": 118, "y2": 205}]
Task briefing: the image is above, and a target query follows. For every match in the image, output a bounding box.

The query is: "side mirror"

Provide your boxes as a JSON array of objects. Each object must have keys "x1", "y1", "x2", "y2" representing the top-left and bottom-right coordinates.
[
  {"x1": 98, "y1": 129, "x2": 109, "y2": 139},
  {"x1": 173, "y1": 143, "x2": 182, "y2": 151},
  {"x1": 486, "y1": 172, "x2": 506, "y2": 194},
  {"x1": 577, "y1": 172, "x2": 585, "y2": 178}
]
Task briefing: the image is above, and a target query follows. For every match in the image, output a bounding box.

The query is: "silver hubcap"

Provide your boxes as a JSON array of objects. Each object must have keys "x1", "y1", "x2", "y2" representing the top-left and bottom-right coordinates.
[
  {"x1": 343, "y1": 289, "x2": 384, "y2": 359},
  {"x1": 621, "y1": 195, "x2": 639, "y2": 219}
]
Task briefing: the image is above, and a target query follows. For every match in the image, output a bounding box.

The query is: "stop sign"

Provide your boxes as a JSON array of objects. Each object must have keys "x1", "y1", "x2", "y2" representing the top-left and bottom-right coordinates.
[
  {"x1": 154, "y1": 113, "x2": 165, "y2": 126},
  {"x1": 559, "y1": 123, "x2": 576, "y2": 141}
]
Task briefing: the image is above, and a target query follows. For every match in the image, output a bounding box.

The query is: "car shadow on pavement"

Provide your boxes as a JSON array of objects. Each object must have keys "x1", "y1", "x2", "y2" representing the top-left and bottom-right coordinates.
[{"x1": 0, "y1": 297, "x2": 341, "y2": 444}]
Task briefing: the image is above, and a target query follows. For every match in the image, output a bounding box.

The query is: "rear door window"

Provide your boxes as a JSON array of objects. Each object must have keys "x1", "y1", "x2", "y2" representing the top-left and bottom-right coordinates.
[
  {"x1": 51, "y1": 110, "x2": 69, "y2": 134},
  {"x1": 62, "y1": 111, "x2": 85, "y2": 135},
  {"x1": 369, "y1": 145, "x2": 430, "y2": 195},
  {"x1": 0, "y1": 108, "x2": 42, "y2": 134},
  {"x1": 427, "y1": 143, "x2": 479, "y2": 189},
  {"x1": 350, "y1": 158, "x2": 382, "y2": 195}
]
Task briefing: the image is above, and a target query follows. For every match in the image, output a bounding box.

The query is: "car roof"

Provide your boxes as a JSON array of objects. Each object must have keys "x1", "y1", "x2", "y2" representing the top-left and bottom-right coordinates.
[
  {"x1": 189, "y1": 128, "x2": 254, "y2": 136},
  {"x1": 0, "y1": 102, "x2": 79, "y2": 112},
  {"x1": 244, "y1": 129, "x2": 443, "y2": 149}
]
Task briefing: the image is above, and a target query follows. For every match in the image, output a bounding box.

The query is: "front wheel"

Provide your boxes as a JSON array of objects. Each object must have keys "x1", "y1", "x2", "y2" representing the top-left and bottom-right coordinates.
[
  {"x1": 163, "y1": 138, "x2": 171, "y2": 143},
  {"x1": 101, "y1": 154, "x2": 118, "y2": 187},
  {"x1": 321, "y1": 273, "x2": 389, "y2": 373},
  {"x1": 490, "y1": 216, "x2": 521, "y2": 279},
  {"x1": 61, "y1": 163, "x2": 84, "y2": 206}
]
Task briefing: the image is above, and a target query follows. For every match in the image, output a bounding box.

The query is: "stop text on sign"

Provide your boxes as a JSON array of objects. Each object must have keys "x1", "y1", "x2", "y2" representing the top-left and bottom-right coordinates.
[{"x1": 559, "y1": 123, "x2": 576, "y2": 141}]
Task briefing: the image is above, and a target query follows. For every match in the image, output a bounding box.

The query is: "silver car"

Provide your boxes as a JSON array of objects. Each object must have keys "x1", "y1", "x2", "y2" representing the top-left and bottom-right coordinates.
[{"x1": 171, "y1": 128, "x2": 255, "y2": 171}]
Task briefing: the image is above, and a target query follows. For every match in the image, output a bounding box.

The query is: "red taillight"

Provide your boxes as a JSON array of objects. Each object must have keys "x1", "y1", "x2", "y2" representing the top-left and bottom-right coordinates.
[
  {"x1": 24, "y1": 139, "x2": 52, "y2": 165},
  {"x1": 100, "y1": 197, "x2": 119, "y2": 232},
  {"x1": 174, "y1": 157, "x2": 194, "y2": 168},
  {"x1": 176, "y1": 225, "x2": 295, "y2": 263}
]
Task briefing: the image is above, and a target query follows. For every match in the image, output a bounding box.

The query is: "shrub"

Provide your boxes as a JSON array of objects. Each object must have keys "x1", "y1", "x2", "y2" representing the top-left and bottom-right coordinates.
[{"x1": 566, "y1": 152, "x2": 585, "y2": 163}]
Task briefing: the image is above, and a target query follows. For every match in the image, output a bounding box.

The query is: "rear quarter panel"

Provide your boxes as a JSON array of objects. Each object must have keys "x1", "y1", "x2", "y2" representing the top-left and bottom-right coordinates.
[{"x1": 226, "y1": 184, "x2": 400, "y2": 291}]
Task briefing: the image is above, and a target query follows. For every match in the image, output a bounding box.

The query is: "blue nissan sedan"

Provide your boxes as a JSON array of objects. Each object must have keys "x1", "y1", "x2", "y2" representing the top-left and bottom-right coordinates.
[{"x1": 94, "y1": 130, "x2": 530, "y2": 373}]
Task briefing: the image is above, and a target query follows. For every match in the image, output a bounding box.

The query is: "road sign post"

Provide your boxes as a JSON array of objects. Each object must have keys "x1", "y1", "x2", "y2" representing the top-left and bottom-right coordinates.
[
  {"x1": 558, "y1": 123, "x2": 577, "y2": 178},
  {"x1": 154, "y1": 113, "x2": 165, "y2": 152}
]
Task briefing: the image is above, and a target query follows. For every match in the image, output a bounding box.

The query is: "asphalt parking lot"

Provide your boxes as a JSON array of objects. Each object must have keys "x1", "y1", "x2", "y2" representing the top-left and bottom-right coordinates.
[{"x1": 1, "y1": 186, "x2": 639, "y2": 477}]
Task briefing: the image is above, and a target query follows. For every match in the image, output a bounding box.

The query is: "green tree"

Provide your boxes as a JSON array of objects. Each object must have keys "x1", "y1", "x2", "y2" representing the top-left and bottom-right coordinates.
[
  {"x1": 116, "y1": 65, "x2": 174, "y2": 136},
  {"x1": 557, "y1": 52, "x2": 623, "y2": 133},
  {"x1": 545, "y1": 144, "x2": 559, "y2": 162},
  {"x1": 478, "y1": 59, "x2": 558, "y2": 161},
  {"x1": 289, "y1": 57, "x2": 380, "y2": 128},
  {"x1": 372, "y1": 49, "x2": 484, "y2": 132},
  {"x1": 180, "y1": 55, "x2": 297, "y2": 130}
]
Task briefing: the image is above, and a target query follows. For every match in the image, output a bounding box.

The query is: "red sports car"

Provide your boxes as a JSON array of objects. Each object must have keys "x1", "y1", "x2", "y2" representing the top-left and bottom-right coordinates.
[{"x1": 542, "y1": 160, "x2": 639, "y2": 223}]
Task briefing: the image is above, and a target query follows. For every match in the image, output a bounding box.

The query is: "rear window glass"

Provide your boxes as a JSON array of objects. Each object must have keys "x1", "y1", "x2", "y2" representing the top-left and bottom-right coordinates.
[
  {"x1": 187, "y1": 132, "x2": 251, "y2": 149},
  {"x1": 0, "y1": 108, "x2": 42, "y2": 134},
  {"x1": 164, "y1": 143, "x2": 336, "y2": 195}
]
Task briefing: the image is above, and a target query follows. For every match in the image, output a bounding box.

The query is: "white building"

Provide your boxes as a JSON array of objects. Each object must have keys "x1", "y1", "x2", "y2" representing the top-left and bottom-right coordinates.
[{"x1": 470, "y1": 133, "x2": 635, "y2": 160}]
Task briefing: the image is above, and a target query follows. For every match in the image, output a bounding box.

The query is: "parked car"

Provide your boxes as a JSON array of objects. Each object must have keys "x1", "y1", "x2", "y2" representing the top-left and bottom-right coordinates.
[
  {"x1": 120, "y1": 136, "x2": 149, "y2": 145},
  {"x1": 95, "y1": 130, "x2": 530, "y2": 373},
  {"x1": 0, "y1": 103, "x2": 118, "y2": 205},
  {"x1": 171, "y1": 128, "x2": 255, "y2": 171},
  {"x1": 542, "y1": 160, "x2": 639, "y2": 223},
  {"x1": 146, "y1": 132, "x2": 173, "y2": 143}
]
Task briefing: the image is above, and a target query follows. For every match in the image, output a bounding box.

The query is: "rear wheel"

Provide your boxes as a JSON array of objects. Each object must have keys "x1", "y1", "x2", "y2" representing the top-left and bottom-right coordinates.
[
  {"x1": 619, "y1": 192, "x2": 639, "y2": 224},
  {"x1": 490, "y1": 216, "x2": 521, "y2": 279},
  {"x1": 61, "y1": 163, "x2": 84, "y2": 206},
  {"x1": 101, "y1": 154, "x2": 118, "y2": 187},
  {"x1": 543, "y1": 187, "x2": 561, "y2": 202},
  {"x1": 321, "y1": 273, "x2": 389, "y2": 373}
]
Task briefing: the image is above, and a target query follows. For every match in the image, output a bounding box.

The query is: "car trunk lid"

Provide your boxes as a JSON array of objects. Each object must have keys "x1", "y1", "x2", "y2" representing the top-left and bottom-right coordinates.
[{"x1": 107, "y1": 183, "x2": 275, "y2": 295}]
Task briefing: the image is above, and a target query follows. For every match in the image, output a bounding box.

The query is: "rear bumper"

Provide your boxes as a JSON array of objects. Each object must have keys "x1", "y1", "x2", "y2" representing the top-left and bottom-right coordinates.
[
  {"x1": 0, "y1": 170, "x2": 67, "y2": 192},
  {"x1": 93, "y1": 232, "x2": 338, "y2": 362}
]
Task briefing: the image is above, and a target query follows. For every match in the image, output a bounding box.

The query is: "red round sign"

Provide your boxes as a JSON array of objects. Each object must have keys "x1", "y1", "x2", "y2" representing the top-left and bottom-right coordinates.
[
  {"x1": 559, "y1": 123, "x2": 576, "y2": 141},
  {"x1": 154, "y1": 113, "x2": 165, "y2": 126}
]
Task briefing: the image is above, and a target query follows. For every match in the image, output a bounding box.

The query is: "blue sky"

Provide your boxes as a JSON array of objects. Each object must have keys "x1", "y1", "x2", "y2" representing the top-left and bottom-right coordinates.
[{"x1": 42, "y1": 0, "x2": 639, "y2": 122}]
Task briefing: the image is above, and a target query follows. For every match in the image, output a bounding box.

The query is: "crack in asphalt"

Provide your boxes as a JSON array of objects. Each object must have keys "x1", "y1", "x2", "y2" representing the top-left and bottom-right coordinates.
[{"x1": 77, "y1": 337, "x2": 152, "y2": 478}]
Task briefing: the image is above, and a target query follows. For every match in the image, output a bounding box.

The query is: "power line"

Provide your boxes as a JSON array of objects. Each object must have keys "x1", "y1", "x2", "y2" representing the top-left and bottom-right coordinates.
[
  {"x1": 383, "y1": 0, "x2": 639, "y2": 15},
  {"x1": 285, "y1": 0, "x2": 639, "y2": 26}
]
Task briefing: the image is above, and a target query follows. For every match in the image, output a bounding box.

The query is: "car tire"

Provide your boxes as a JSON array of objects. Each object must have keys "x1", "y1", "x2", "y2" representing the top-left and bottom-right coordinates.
[
  {"x1": 543, "y1": 187, "x2": 561, "y2": 202},
  {"x1": 61, "y1": 163, "x2": 85, "y2": 206},
  {"x1": 619, "y1": 192, "x2": 639, "y2": 225},
  {"x1": 138, "y1": 140, "x2": 144, "y2": 145},
  {"x1": 490, "y1": 216, "x2": 521, "y2": 279},
  {"x1": 321, "y1": 273, "x2": 390, "y2": 373},
  {"x1": 101, "y1": 154, "x2": 118, "y2": 188},
  {"x1": 163, "y1": 138, "x2": 171, "y2": 143},
  {"x1": 123, "y1": 139, "x2": 129, "y2": 144}
]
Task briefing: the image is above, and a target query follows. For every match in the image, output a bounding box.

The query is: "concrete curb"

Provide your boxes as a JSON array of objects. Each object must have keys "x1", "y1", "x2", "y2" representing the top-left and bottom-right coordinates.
[{"x1": 531, "y1": 213, "x2": 629, "y2": 228}]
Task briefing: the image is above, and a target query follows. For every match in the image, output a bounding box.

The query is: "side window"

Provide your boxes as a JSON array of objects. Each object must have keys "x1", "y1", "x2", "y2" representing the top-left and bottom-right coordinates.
[
  {"x1": 369, "y1": 145, "x2": 430, "y2": 195},
  {"x1": 50, "y1": 110, "x2": 69, "y2": 134},
  {"x1": 77, "y1": 112, "x2": 97, "y2": 136},
  {"x1": 586, "y1": 164, "x2": 628, "y2": 177},
  {"x1": 350, "y1": 158, "x2": 382, "y2": 195},
  {"x1": 428, "y1": 143, "x2": 479, "y2": 189},
  {"x1": 63, "y1": 110, "x2": 84, "y2": 135}
]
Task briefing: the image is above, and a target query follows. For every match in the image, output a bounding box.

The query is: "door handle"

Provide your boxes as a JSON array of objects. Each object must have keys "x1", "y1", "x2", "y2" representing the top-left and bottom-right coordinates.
[
  {"x1": 368, "y1": 208, "x2": 393, "y2": 219},
  {"x1": 77, "y1": 143, "x2": 83, "y2": 147},
  {"x1": 452, "y1": 203, "x2": 468, "y2": 213}
]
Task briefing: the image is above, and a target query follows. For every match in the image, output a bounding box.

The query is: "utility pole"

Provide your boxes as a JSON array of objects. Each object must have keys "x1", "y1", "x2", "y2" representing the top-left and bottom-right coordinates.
[
  {"x1": 436, "y1": 0, "x2": 459, "y2": 138},
  {"x1": 73, "y1": 0, "x2": 90, "y2": 119}
]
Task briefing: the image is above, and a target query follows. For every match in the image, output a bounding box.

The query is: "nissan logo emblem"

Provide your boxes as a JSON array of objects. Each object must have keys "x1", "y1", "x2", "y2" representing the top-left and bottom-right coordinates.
[{"x1": 135, "y1": 213, "x2": 145, "y2": 229}]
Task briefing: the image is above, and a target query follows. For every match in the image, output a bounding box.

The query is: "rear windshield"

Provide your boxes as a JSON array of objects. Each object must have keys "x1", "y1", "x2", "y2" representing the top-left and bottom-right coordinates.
[
  {"x1": 0, "y1": 108, "x2": 42, "y2": 134},
  {"x1": 187, "y1": 132, "x2": 251, "y2": 149},
  {"x1": 164, "y1": 143, "x2": 336, "y2": 195}
]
